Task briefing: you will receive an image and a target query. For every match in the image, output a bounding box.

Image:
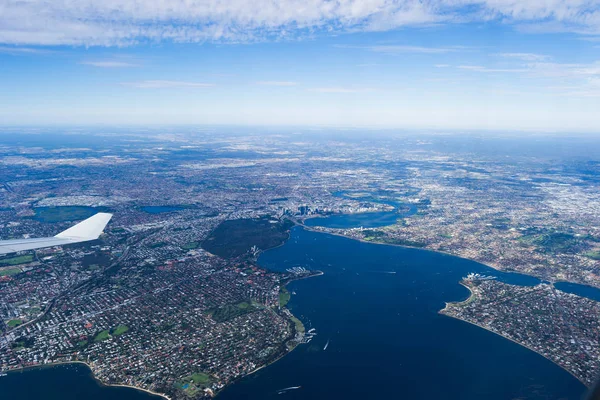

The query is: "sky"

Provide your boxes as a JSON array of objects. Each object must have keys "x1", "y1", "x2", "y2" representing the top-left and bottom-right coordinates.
[{"x1": 1, "y1": 0, "x2": 600, "y2": 132}]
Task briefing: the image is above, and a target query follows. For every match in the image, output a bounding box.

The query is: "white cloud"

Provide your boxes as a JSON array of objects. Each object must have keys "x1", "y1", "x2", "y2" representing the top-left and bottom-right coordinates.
[
  {"x1": 457, "y1": 58, "x2": 600, "y2": 98},
  {"x1": 1, "y1": 1, "x2": 600, "y2": 46},
  {"x1": 358, "y1": 44, "x2": 460, "y2": 54},
  {"x1": 0, "y1": 46, "x2": 56, "y2": 55},
  {"x1": 121, "y1": 80, "x2": 215, "y2": 88},
  {"x1": 521, "y1": 61, "x2": 600, "y2": 79},
  {"x1": 80, "y1": 60, "x2": 140, "y2": 68},
  {"x1": 256, "y1": 81, "x2": 299, "y2": 86},
  {"x1": 457, "y1": 65, "x2": 527, "y2": 73},
  {"x1": 459, "y1": 59, "x2": 600, "y2": 80},
  {"x1": 495, "y1": 52, "x2": 550, "y2": 61},
  {"x1": 309, "y1": 87, "x2": 373, "y2": 93}
]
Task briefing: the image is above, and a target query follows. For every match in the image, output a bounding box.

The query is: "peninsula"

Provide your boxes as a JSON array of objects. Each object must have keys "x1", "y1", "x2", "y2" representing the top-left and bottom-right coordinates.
[{"x1": 440, "y1": 277, "x2": 600, "y2": 386}]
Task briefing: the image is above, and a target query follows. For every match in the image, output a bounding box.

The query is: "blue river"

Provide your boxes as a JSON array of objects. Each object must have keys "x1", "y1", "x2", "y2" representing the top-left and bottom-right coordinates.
[
  {"x1": 218, "y1": 226, "x2": 586, "y2": 400},
  {"x1": 304, "y1": 211, "x2": 406, "y2": 229},
  {"x1": 1, "y1": 212, "x2": 595, "y2": 400},
  {"x1": 0, "y1": 363, "x2": 162, "y2": 400},
  {"x1": 304, "y1": 194, "x2": 417, "y2": 229},
  {"x1": 140, "y1": 205, "x2": 186, "y2": 214}
]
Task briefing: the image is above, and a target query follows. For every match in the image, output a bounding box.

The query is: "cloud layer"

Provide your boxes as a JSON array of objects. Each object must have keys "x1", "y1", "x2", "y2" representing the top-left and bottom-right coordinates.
[
  {"x1": 1, "y1": 0, "x2": 600, "y2": 46},
  {"x1": 81, "y1": 60, "x2": 140, "y2": 68},
  {"x1": 121, "y1": 80, "x2": 215, "y2": 89}
]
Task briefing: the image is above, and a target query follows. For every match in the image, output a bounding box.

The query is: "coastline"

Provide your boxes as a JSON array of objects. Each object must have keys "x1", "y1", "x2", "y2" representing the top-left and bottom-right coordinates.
[
  {"x1": 299, "y1": 220, "x2": 592, "y2": 388},
  {"x1": 4, "y1": 218, "x2": 591, "y2": 398},
  {"x1": 283, "y1": 270, "x2": 324, "y2": 285},
  {"x1": 3, "y1": 360, "x2": 171, "y2": 400},
  {"x1": 246, "y1": 216, "x2": 295, "y2": 259},
  {"x1": 439, "y1": 281, "x2": 475, "y2": 309},
  {"x1": 439, "y1": 283, "x2": 588, "y2": 388},
  {"x1": 300, "y1": 206, "x2": 395, "y2": 224},
  {"x1": 212, "y1": 270, "x2": 323, "y2": 398},
  {"x1": 300, "y1": 223, "x2": 479, "y2": 262},
  {"x1": 302, "y1": 221, "x2": 600, "y2": 292},
  {"x1": 3, "y1": 225, "x2": 318, "y2": 400},
  {"x1": 245, "y1": 270, "x2": 324, "y2": 371}
]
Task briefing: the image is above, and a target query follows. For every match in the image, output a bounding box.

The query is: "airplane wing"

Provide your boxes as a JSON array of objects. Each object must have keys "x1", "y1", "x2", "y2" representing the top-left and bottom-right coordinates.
[{"x1": 0, "y1": 213, "x2": 113, "y2": 255}]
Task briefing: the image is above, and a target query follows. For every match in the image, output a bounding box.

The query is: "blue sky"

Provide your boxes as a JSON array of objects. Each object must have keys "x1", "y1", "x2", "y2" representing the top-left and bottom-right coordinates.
[{"x1": 0, "y1": 1, "x2": 599, "y2": 131}]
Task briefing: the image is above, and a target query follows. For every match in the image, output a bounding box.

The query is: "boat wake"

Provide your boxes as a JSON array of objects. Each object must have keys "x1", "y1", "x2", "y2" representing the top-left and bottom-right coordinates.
[{"x1": 278, "y1": 386, "x2": 301, "y2": 394}]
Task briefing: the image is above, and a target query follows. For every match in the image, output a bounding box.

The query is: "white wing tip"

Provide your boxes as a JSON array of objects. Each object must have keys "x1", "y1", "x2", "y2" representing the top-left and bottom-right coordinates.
[{"x1": 55, "y1": 212, "x2": 113, "y2": 240}]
